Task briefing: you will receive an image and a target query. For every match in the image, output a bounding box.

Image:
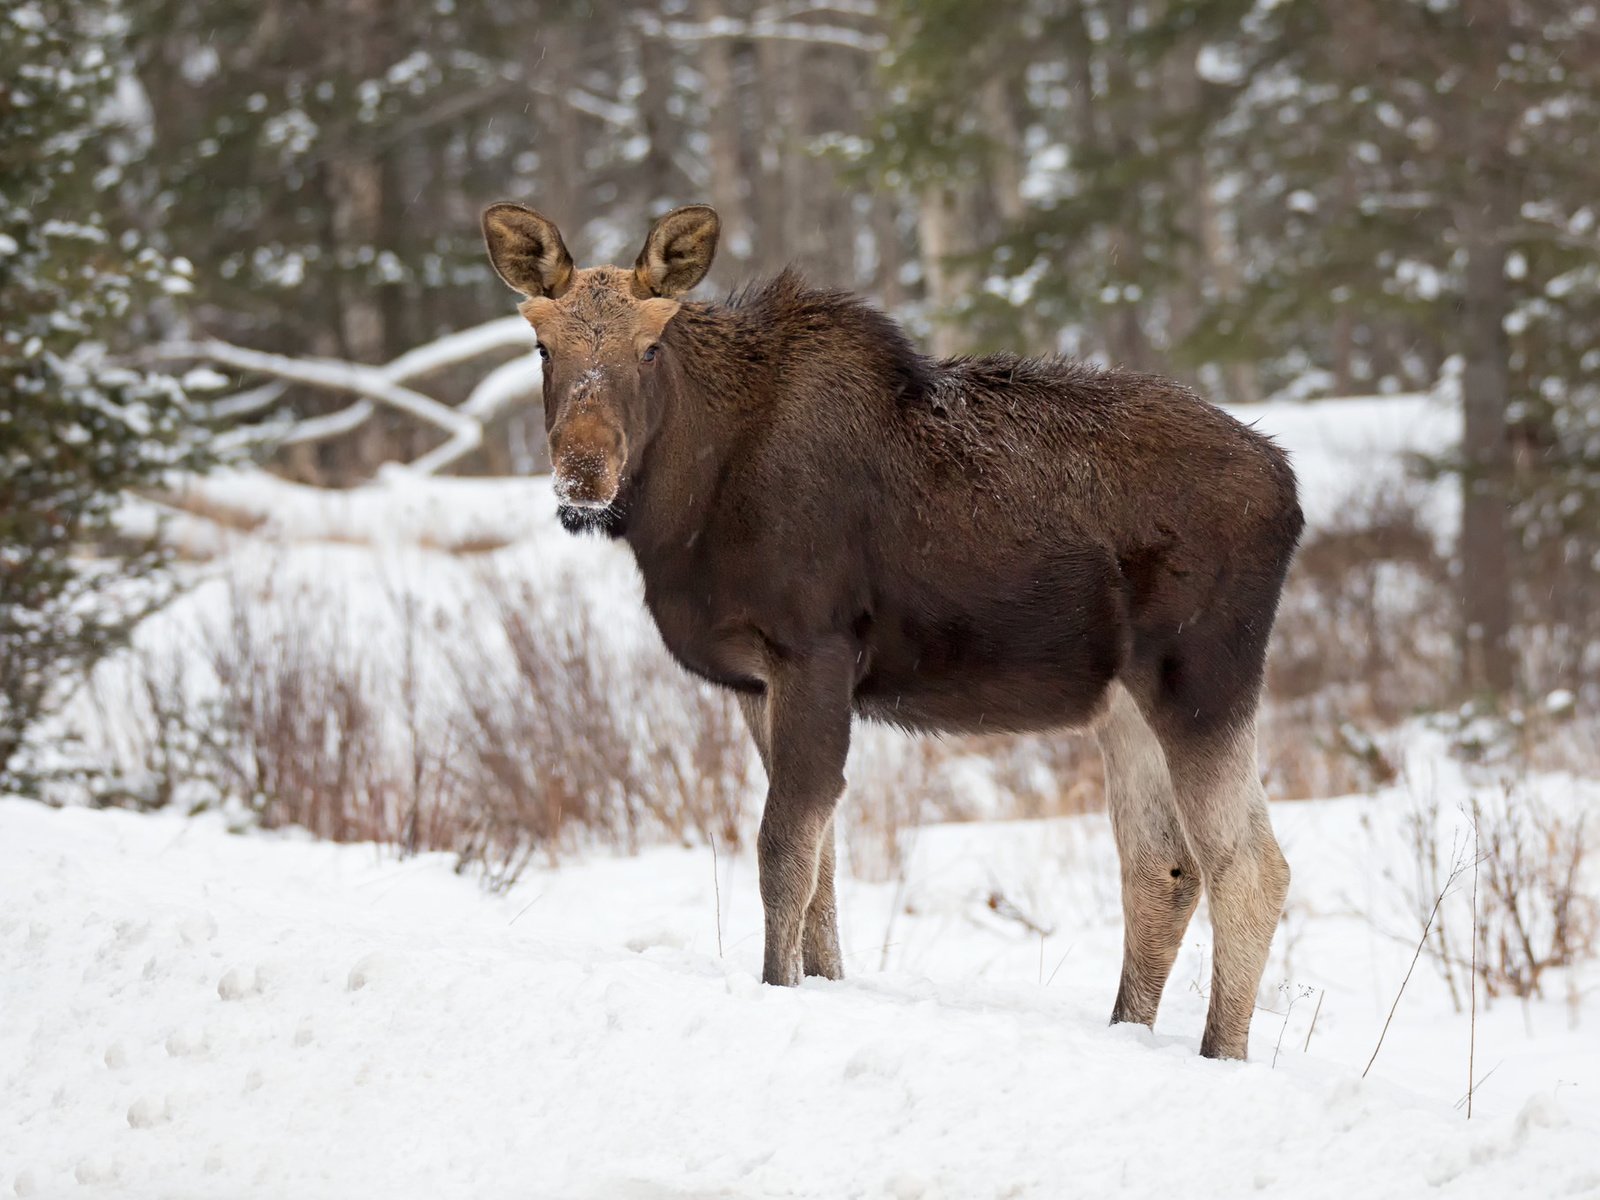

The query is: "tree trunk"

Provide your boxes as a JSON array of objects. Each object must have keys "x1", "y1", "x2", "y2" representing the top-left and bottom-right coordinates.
[
  {"x1": 1454, "y1": 5, "x2": 1517, "y2": 699},
  {"x1": 1459, "y1": 205, "x2": 1515, "y2": 696},
  {"x1": 752, "y1": 38, "x2": 789, "y2": 276},
  {"x1": 872, "y1": 192, "x2": 905, "y2": 310},
  {"x1": 694, "y1": 0, "x2": 752, "y2": 272},
  {"x1": 328, "y1": 0, "x2": 388, "y2": 477},
  {"x1": 636, "y1": 12, "x2": 677, "y2": 212},
  {"x1": 917, "y1": 183, "x2": 975, "y2": 358},
  {"x1": 978, "y1": 77, "x2": 1025, "y2": 225}
]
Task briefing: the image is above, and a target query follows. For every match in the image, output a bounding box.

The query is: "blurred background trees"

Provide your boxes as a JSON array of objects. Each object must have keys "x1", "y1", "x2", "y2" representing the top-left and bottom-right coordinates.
[
  {"x1": 10, "y1": 0, "x2": 1600, "y2": 705},
  {"x1": 0, "y1": 0, "x2": 212, "y2": 781}
]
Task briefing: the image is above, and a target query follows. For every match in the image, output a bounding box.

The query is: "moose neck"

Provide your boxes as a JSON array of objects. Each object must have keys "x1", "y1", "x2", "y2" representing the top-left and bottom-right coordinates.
[
  {"x1": 615, "y1": 271, "x2": 931, "y2": 572},
  {"x1": 617, "y1": 300, "x2": 764, "y2": 568}
]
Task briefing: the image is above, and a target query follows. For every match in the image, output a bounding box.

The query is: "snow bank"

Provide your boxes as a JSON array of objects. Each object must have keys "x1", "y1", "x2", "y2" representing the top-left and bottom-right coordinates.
[{"x1": 4, "y1": 754, "x2": 1597, "y2": 1198}]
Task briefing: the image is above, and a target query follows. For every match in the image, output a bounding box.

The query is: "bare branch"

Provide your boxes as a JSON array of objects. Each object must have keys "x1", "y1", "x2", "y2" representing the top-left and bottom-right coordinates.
[
  {"x1": 156, "y1": 339, "x2": 484, "y2": 473},
  {"x1": 164, "y1": 317, "x2": 539, "y2": 468},
  {"x1": 460, "y1": 353, "x2": 541, "y2": 422},
  {"x1": 634, "y1": 11, "x2": 886, "y2": 53}
]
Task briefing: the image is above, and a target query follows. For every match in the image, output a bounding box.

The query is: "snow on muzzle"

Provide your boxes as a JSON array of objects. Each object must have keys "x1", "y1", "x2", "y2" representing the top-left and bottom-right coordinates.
[{"x1": 550, "y1": 412, "x2": 627, "y2": 510}]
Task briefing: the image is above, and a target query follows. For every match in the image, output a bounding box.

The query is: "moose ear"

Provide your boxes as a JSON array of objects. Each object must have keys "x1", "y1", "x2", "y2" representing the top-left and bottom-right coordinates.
[
  {"x1": 482, "y1": 203, "x2": 575, "y2": 299},
  {"x1": 633, "y1": 205, "x2": 720, "y2": 298}
]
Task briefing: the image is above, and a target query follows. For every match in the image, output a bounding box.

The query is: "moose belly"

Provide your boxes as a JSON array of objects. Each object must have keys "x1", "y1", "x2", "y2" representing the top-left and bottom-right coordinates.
[
  {"x1": 854, "y1": 669, "x2": 1114, "y2": 735},
  {"x1": 853, "y1": 605, "x2": 1127, "y2": 737},
  {"x1": 852, "y1": 541, "x2": 1130, "y2": 735}
]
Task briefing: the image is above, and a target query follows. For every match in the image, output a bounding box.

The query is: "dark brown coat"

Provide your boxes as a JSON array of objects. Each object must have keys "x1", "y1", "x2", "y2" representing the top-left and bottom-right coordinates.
[{"x1": 483, "y1": 203, "x2": 1301, "y2": 1059}]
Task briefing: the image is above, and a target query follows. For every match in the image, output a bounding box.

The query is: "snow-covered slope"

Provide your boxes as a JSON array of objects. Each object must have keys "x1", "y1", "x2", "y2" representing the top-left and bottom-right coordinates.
[{"x1": 5, "y1": 768, "x2": 1595, "y2": 1199}]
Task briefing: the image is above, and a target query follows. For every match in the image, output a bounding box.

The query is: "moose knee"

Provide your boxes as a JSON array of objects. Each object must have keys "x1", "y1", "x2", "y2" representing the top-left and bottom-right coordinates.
[
  {"x1": 1123, "y1": 847, "x2": 1200, "y2": 913},
  {"x1": 756, "y1": 799, "x2": 833, "y2": 877},
  {"x1": 1163, "y1": 862, "x2": 1202, "y2": 913}
]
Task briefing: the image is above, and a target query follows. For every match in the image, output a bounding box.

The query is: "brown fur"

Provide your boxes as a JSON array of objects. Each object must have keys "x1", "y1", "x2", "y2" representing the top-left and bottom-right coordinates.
[{"x1": 483, "y1": 203, "x2": 1304, "y2": 1059}]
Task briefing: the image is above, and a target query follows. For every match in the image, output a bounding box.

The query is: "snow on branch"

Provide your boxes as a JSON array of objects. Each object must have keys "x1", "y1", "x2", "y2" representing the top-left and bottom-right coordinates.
[
  {"x1": 635, "y1": 10, "x2": 886, "y2": 53},
  {"x1": 461, "y1": 353, "x2": 541, "y2": 422},
  {"x1": 380, "y1": 316, "x2": 534, "y2": 381},
  {"x1": 205, "y1": 380, "x2": 288, "y2": 421},
  {"x1": 157, "y1": 317, "x2": 539, "y2": 476}
]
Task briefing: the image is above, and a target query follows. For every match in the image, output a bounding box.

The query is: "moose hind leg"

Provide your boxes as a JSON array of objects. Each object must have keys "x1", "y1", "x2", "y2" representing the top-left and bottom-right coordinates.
[
  {"x1": 1159, "y1": 718, "x2": 1290, "y2": 1060},
  {"x1": 1099, "y1": 685, "x2": 1201, "y2": 1029}
]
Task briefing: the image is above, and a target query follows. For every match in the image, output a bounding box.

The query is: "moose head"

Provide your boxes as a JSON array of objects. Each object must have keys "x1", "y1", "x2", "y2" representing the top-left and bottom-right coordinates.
[{"x1": 481, "y1": 203, "x2": 720, "y2": 524}]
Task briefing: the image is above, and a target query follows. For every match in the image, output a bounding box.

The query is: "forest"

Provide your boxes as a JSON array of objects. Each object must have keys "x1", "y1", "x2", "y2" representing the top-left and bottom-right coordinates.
[{"x1": 3, "y1": 2, "x2": 1599, "y2": 1195}]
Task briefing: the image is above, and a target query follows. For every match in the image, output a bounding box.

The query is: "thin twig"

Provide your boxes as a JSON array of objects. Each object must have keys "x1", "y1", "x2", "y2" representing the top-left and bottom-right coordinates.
[
  {"x1": 1272, "y1": 986, "x2": 1312, "y2": 1069},
  {"x1": 1364, "y1": 851, "x2": 1467, "y2": 1079},
  {"x1": 508, "y1": 890, "x2": 545, "y2": 926},
  {"x1": 1302, "y1": 988, "x2": 1325, "y2": 1054},
  {"x1": 710, "y1": 833, "x2": 724, "y2": 958},
  {"x1": 1469, "y1": 812, "x2": 1481, "y2": 1119},
  {"x1": 1046, "y1": 944, "x2": 1074, "y2": 988},
  {"x1": 1454, "y1": 1061, "x2": 1503, "y2": 1110},
  {"x1": 878, "y1": 828, "x2": 917, "y2": 972}
]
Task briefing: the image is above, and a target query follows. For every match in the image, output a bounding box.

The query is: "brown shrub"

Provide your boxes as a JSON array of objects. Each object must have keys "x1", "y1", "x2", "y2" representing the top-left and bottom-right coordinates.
[{"x1": 445, "y1": 574, "x2": 758, "y2": 888}]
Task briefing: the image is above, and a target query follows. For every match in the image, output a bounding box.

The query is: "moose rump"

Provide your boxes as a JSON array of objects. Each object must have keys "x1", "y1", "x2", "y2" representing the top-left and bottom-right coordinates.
[{"x1": 482, "y1": 200, "x2": 1303, "y2": 1061}]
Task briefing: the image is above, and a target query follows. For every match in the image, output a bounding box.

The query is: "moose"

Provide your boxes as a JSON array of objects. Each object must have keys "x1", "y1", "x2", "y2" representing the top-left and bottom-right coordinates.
[{"x1": 482, "y1": 202, "x2": 1303, "y2": 1060}]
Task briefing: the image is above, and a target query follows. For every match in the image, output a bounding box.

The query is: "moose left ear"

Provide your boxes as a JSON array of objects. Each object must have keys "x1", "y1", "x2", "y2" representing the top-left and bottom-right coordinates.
[
  {"x1": 633, "y1": 205, "x2": 720, "y2": 298},
  {"x1": 482, "y1": 203, "x2": 574, "y2": 299}
]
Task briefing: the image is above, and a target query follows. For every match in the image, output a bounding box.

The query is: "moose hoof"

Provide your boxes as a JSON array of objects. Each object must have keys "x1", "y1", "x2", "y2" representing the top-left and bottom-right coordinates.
[
  {"x1": 762, "y1": 960, "x2": 803, "y2": 988},
  {"x1": 1198, "y1": 1034, "x2": 1249, "y2": 1061}
]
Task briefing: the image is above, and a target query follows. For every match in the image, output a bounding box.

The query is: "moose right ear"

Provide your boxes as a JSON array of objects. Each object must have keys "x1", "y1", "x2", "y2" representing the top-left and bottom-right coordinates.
[
  {"x1": 633, "y1": 205, "x2": 720, "y2": 298},
  {"x1": 482, "y1": 203, "x2": 575, "y2": 299}
]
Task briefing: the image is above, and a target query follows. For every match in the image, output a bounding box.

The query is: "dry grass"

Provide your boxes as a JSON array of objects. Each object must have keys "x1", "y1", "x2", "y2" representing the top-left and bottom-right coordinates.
[
  {"x1": 1262, "y1": 489, "x2": 1457, "y2": 798},
  {"x1": 446, "y1": 574, "x2": 757, "y2": 889},
  {"x1": 1366, "y1": 750, "x2": 1599, "y2": 1014},
  {"x1": 1470, "y1": 779, "x2": 1597, "y2": 1003},
  {"x1": 89, "y1": 568, "x2": 762, "y2": 887}
]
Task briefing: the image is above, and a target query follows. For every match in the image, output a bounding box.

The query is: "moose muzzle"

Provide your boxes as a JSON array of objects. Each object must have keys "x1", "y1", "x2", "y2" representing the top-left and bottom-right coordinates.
[{"x1": 550, "y1": 413, "x2": 627, "y2": 509}]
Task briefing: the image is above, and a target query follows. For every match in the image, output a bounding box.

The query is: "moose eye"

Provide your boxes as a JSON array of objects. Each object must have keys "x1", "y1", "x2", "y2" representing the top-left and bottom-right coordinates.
[
  {"x1": 641, "y1": 343, "x2": 659, "y2": 364},
  {"x1": 536, "y1": 343, "x2": 550, "y2": 361}
]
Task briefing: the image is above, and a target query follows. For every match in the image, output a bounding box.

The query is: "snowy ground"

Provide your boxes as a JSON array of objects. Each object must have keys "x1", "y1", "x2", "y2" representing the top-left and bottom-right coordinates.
[{"x1": 5, "y1": 739, "x2": 1598, "y2": 1199}]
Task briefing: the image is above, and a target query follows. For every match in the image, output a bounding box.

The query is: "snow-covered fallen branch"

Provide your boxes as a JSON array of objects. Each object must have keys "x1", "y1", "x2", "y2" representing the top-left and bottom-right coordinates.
[
  {"x1": 157, "y1": 317, "x2": 539, "y2": 475},
  {"x1": 634, "y1": 9, "x2": 886, "y2": 53}
]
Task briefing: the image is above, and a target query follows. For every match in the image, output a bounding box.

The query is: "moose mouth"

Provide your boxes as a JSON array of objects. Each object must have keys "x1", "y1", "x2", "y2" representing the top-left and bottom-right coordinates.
[{"x1": 556, "y1": 495, "x2": 628, "y2": 539}]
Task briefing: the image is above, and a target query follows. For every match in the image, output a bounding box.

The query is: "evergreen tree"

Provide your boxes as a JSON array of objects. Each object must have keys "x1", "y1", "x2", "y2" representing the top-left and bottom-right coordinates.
[
  {"x1": 1205, "y1": 0, "x2": 1600, "y2": 696},
  {"x1": 0, "y1": 0, "x2": 210, "y2": 782}
]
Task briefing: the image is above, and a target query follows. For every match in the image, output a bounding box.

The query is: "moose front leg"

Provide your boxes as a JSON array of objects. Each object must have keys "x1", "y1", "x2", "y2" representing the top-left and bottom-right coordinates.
[
  {"x1": 801, "y1": 817, "x2": 843, "y2": 980},
  {"x1": 739, "y1": 693, "x2": 845, "y2": 981},
  {"x1": 749, "y1": 643, "x2": 853, "y2": 987}
]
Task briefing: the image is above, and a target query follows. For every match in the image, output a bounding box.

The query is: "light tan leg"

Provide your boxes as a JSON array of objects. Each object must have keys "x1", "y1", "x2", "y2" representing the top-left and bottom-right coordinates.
[
  {"x1": 1099, "y1": 685, "x2": 1201, "y2": 1028},
  {"x1": 1159, "y1": 718, "x2": 1290, "y2": 1060},
  {"x1": 739, "y1": 680, "x2": 846, "y2": 984},
  {"x1": 802, "y1": 817, "x2": 843, "y2": 979}
]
